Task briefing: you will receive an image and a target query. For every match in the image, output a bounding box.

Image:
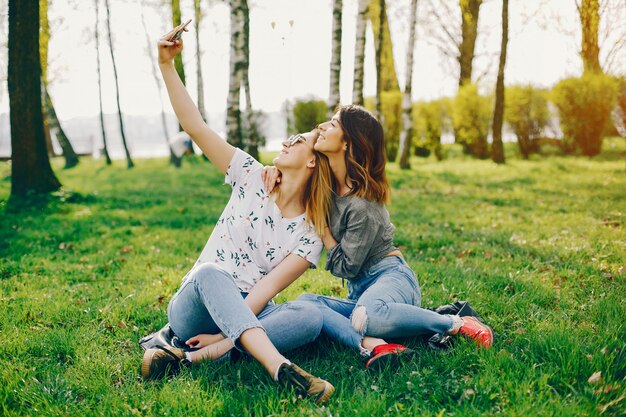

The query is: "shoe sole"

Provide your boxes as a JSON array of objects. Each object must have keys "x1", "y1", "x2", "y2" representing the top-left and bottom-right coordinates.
[
  {"x1": 141, "y1": 349, "x2": 157, "y2": 379},
  {"x1": 314, "y1": 381, "x2": 335, "y2": 405},
  {"x1": 366, "y1": 348, "x2": 415, "y2": 370}
]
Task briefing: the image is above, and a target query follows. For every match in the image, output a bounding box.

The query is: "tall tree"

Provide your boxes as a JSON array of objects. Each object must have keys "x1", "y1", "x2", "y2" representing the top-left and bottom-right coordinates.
[
  {"x1": 194, "y1": 0, "x2": 207, "y2": 122},
  {"x1": 577, "y1": 0, "x2": 602, "y2": 74},
  {"x1": 398, "y1": 0, "x2": 419, "y2": 170},
  {"x1": 491, "y1": 0, "x2": 508, "y2": 164},
  {"x1": 40, "y1": 0, "x2": 79, "y2": 169},
  {"x1": 95, "y1": 0, "x2": 111, "y2": 165},
  {"x1": 39, "y1": 0, "x2": 54, "y2": 156},
  {"x1": 373, "y1": 0, "x2": 385, "y2": 121},
  {"x1": 8, "y1": 0, "x2": 61, "y2": 196},
  {"x1": 458, "y1": 0, "x2": 482, "y2": 86},
  {"x1": 240, "y1": 0, "x2": 259, "y2": 159},
  {"x1": 104, "y1": 0, "x2": 134, "y2": 168},
  {"x1": 140, "y1": 2, "x2": 177, "y2": 165},
  {"x1": 352, "y1": 0, "x2": 369, "y2": 106},
  {"x1": 226, "y1": 0, "x2": 244, "y2": 148},
  {"x1": 328, "y1": 0, "x2": 342, "y2": 116},
  {"x1": 369, "y1": 0, "x2": 400, "y2": 92}
]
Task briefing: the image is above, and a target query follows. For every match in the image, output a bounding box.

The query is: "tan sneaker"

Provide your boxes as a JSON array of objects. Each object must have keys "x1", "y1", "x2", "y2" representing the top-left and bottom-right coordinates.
[
  {"x1": 141, "y1": 346, "x2": 190, "y2": 380},
  {"x1": 277, "y1": 363, "x2": 334, "y2": 405}
]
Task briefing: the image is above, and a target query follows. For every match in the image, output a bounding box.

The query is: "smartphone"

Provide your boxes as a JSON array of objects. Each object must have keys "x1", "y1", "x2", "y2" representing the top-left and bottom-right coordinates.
[{"x1": 169, "y1": 19, "x2": 192, "y2": 42}]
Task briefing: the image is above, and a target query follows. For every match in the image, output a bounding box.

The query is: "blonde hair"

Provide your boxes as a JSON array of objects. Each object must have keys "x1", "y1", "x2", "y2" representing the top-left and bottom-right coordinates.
[{"x1": 271, "y1": 136, "x2": 333, "y2": 237}]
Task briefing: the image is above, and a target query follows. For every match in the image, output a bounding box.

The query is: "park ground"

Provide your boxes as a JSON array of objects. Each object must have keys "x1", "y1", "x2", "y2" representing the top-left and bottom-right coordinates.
[{"x1": 0, "y1": 141, "x2": 625, "y2": 416}]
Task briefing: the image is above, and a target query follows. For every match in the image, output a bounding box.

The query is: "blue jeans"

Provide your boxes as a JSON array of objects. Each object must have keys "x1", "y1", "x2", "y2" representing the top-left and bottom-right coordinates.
[
  {"x1": 168, "y1": 263, "x2": 323, "y2": 353},
  {"x1": 298, "y1": 256, "x2": 455, "y2": 355}
]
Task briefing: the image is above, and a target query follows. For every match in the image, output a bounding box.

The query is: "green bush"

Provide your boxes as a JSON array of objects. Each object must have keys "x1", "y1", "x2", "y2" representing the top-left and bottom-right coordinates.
[
  {"x1": 292, "y1": 98, "x2": 327, "y2": 134},
  {"x1": 504, "y1": 86, "x2": 550, "y2": 159},
  {"x1": 452, "y1": 84, "x2": 492, "y2": 159},
  {"x1": 413, "y1": 98, "x2": 452, "y2": 160},
  {"x1": 365, "y1": 91, "x2": 403, "y2": 162},
  {"x1": 551, "y1": 74, "x2": 618, "y2": 156}
]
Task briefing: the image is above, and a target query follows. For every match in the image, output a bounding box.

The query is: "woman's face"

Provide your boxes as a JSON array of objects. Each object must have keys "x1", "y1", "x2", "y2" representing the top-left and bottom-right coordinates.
[
  {"x1": 314, "y1": 112, "x2": 346, "y2": 157},
  {"x1": 273, "y1": 130, "x2": 318, "y2": 170}
]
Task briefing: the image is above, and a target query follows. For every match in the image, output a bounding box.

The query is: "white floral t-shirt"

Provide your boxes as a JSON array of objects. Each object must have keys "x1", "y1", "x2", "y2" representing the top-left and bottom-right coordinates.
[{"x1": 192, "y1": 148, "x2": 323, "y2": 292}]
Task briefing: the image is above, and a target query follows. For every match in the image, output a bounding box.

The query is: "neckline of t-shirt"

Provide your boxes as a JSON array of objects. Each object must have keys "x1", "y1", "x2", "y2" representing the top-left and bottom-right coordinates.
[{"x1": 270, "y1": 195, "x2": 306, "y2": 221}]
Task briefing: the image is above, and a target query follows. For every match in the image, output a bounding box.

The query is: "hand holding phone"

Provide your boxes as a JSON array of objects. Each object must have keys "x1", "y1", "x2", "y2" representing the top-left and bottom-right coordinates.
[{"x1": 168, "y1": 19, "x2": 192, "y2": 42}]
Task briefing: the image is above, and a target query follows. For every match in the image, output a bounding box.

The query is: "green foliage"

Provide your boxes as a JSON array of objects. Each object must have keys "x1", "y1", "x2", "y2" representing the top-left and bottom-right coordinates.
[
  {"x1": 413, "y1": 98, "x2": 453, "y2": 160},
  {"x1": 291, "y1": 98, "x2": 327, "y2": 134},
  {"x1": 365, "y1": 91, "x2": 403, "y2": 161},
  {"x1": 504, "y1": 85, "x2": 551, "y2": 159},
  {"x1": 613, "y1": 76, "x2": 626, "y2": 137},
  {"x1": 551, "y1": 74, "x2": 618, "y2": 156},
  {"x1": 1, "y1": 145, "x2": 625, "y2": 416},
  {"x1": 452, "y1": 84, "x2": 492, "y2": 159}
]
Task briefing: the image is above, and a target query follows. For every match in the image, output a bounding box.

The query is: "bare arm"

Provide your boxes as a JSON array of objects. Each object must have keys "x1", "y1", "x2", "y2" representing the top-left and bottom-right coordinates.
[
  {"x1": 157, "y1": 35, "x2": 234, "y2": 174},
  {"x1": 185, "y1": 254, "x2": 311, "y2": 348}
]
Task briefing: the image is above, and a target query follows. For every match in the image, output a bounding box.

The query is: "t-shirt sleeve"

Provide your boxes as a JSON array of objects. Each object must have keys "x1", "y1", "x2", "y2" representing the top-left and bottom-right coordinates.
[
  {"x1": 225, "y1": 148, "x2": 263, "y2": 188},
  {"x1": 293, "y1": 227, "x2": 323, "y2": 268},
  {"x1": 325, "y1": 203, "x2": 381, "y2": 279}
]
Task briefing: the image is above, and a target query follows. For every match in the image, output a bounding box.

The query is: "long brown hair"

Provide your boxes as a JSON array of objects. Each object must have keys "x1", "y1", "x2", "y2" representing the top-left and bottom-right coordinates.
[{"x1": 337, "y1": 104, "x2": 390, "y2": 203}]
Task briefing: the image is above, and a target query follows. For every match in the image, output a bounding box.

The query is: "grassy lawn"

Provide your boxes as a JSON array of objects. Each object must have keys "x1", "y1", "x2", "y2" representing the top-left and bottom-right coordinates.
[{"x1": 1, "y1": 142, "x2": 624, "y2": 416}]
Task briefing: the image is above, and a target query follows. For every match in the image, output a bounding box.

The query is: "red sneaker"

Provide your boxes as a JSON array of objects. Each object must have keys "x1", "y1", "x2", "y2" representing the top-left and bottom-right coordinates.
[
  {"x1": 458, "y1": 316, "x2": 494, "y2": 348},
  {"x1": 365, "y1": 343, "x2": 414, "y2": 370}
]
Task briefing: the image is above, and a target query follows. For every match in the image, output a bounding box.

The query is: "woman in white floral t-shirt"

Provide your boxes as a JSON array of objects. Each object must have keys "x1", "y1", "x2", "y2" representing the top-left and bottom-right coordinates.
[{"x1": 139, "y1": 27, "x2": 334, "y2": 405}]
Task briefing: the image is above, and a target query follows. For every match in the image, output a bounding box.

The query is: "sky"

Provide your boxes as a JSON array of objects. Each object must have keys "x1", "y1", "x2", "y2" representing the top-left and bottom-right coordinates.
[{"x1": 0, "y1": 0, "x2": 624, "y2": 122}]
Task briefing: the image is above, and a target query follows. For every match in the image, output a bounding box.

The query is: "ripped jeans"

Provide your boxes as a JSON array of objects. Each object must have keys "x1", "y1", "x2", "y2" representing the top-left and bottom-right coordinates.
[{"x1": 297, "y1": 256, "x2": 455, "y2": 356}]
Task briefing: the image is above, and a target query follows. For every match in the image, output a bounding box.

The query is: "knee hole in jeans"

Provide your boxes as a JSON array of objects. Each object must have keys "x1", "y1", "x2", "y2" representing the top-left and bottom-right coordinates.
[{"x1": 351, "y1": 305, "x2": 368, "y2": 334}]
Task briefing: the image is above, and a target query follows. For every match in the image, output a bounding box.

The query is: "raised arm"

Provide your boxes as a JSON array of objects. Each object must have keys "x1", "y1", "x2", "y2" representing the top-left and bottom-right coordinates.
[{"x1": 157, "y1": 33, "x2": 234, "y2": 174}]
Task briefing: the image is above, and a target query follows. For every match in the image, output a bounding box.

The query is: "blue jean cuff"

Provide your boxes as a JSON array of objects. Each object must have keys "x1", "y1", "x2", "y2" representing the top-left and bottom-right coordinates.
[{"x1": 229, "y1": 322, "x2": 265, "y2": 351}]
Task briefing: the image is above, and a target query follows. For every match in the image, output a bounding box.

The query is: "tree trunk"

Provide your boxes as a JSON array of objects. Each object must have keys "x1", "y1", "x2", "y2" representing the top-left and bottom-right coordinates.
[
  {"x1": 140, "y1": 3, "x2": 178, "y2": 165},
  {"x1": 95, "y1": 0, "x2": 111, "y2": 165},
  {"x1": 458, "y1": 0, "x2": 482, "y2": 87},
  {"x1": 240, "y1": 0, "x2": 258, "y2": 159},
  {"x1": 39, "y1": 0, "x2": 54, "y2": 157},
  {"x1": 328, "y1": 0, "x2": 342, "y2": 116},
  {"x1": 577, "y1": 0, "x2": 602, "y2": 74},
  {"x1": 226, "y1": 0, "x2": 244, "y2": 148},
  {"x1": 352, "y1": 0, "x2": 368, "y2": 106},
  {"x1": 369, "y1": 0, "x2": 400, "y2": 92},
  {"x1": 194, "y1": 0, "x2": 207, "y2": 123},
  {"x1": 374, "y1": 0, "x2": 385, "y2": 121},
  {"x1": 42, "y1": 80, "x2": 79, "y2": 168},
  {"x1": 104, "y1": 0, "x2": 134, "y2": 168},
  {"x1": 491, "y1": 0, "x2": 507, "y2": 164},
  {"x1": 9, "y1": 0, "x2": 61, "y2": 196},
  {"x1": 398, "y1": 0, "x2": 418, "y2": 170},
  {"x1": 40, "y1": 0, "x2": 78, "y2": 168}
]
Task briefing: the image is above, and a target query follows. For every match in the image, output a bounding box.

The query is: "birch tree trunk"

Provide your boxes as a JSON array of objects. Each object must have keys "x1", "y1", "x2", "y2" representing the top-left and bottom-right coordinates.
[
  {"x1": 140, "y1": 2, "x2": 177, "y2": 165},
  {"x1": 374, "y1": 0, "x2": 385, "y2": 121},
  {"x1": 458, "y1": 0, "x2": 482, "y2": 87},
  {"x1": 398, "y1": 0, "x2": 418, "y2": 170},
  {"x1": 104, "y1": 0, "x2": 134, "y2": 168},
  {"x1": 240, "y1": 0, "x2": 258, "y2": 159},
  {"x1": 328, "y1": 0, "x2": 342, "y2": 116},
  {"x1": 226, "y1": 0, "x2": 244, "y2": 148},
  {"x1": 491, "y1": 0, "x2": 508, "y2": 164},
  {"x1": 352, "y1": 0, "x2": 369, "y2": 106},
  {"x1": 194, "y1": 0, "x2": 207, "y2": 122},
  {"x1": 94, "y1": 0, "x2": 111, "y2": 165},
  {"x1": 9, "y1": 0, "x2": 61, "y2": 196}
]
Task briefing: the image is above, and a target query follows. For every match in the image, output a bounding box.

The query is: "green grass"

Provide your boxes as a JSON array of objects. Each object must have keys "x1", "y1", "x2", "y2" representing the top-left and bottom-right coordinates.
[{"x1": 1, "y1": 142, "x2": 625, "y2": 416}]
